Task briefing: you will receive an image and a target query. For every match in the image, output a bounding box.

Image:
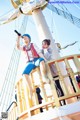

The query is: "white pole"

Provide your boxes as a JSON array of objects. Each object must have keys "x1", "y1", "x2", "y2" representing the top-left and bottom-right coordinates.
[
  {"x1": 32, "y1": 8, "x2": 60, "y2": 60},
  {"x1": 32, "y1": 8, "x2": 77, "y2": 103}
]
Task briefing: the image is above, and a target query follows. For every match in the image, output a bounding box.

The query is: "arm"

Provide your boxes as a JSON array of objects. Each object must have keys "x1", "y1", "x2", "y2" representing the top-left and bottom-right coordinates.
[
  {"x1": 61, "y1": 41, "x2": 78, "y2": 49},
  {"x1": 33, "y1": 43, "x2": 47, "y2": 61},
  {"x1": 16, "y1": 36, "x2": 23, "y2": 50},
  {"x1": 43, "y1": 48, "x2": 52, "y2": 61},
  {"x1": 39, "y1": 52, "x2": 47, "y2": 61}
]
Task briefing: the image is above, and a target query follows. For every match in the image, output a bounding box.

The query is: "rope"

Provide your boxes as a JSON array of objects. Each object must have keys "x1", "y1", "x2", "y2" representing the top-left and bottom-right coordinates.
[
  {"x1": 49, "y1": 4, "x2": 60, "y2": 41},
  {"x1": 69, "y1": 0, "x2": 80, "y2": 10},
  {"x1": 47, "y1": 3, "x2": 80, "y2": 28},
  {"x1": 57, "y1": 3, "x2": 70, "y2": 14},
  {"x1": 0, "y1": 16, "x2": 28, "y2": 112}
]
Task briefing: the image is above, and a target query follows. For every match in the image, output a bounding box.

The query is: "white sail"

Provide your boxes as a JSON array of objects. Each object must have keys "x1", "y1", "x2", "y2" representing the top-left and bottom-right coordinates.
[{"x1": 0, "y1": 8, "x2": 21, "y2": 25}]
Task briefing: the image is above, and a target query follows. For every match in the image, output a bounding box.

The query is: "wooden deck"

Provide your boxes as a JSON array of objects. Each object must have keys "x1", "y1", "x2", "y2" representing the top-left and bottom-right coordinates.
[{"x1": 24, "y1": 101, "x2": 80, "y2": 120}]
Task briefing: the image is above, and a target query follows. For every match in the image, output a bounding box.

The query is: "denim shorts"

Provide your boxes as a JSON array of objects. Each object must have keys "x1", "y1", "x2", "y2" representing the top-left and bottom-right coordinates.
[{"x1": 23, "y1": 58, "x2": 44, "y2": 75}]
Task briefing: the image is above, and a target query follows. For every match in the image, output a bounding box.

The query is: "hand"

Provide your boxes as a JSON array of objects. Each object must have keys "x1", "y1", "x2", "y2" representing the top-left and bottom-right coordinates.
[{"x1": 18, "y1": 35, "x2": 21, "y2": 40}]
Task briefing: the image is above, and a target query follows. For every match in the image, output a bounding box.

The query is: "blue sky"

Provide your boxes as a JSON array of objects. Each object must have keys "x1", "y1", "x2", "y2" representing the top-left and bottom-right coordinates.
[{"x1": 0, "y1": 0, "x2": 80, "y2": 90}]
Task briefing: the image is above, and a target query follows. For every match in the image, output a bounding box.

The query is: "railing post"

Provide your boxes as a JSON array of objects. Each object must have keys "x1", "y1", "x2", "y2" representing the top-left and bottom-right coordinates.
[
  {"x1": 16, "y1": 82, "x2": 22, "y2": 115},
  {"x1": 7, "y1": 102, "x2": 17, "y2": 120},
  {"x1": 64, "y1": 59, "x2": 80, "y2": 92},
  {"x1": 55, "y1": 61, "x2": 69, "y2": 95},
  {"x1": 46, "y1": 63, "x2": 60, "y2": 107},
  {"x1": 37, "y1": 67, "x2": 49, "y2": 110},
  {"x1": 30, "y1": 69, "x2": 40, "y2": 114},
  {"x1": 22, "y1": 79, "x2": 32, "y2": 117},
  {"x1": 73, "y1": 55, "x2": 80, "y2": 71}
]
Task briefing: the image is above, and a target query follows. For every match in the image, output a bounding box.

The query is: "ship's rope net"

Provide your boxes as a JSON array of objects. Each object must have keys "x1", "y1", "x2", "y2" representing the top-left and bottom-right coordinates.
[{"x1": 0, "y1": 16, "x2": 28, "y2": 112}]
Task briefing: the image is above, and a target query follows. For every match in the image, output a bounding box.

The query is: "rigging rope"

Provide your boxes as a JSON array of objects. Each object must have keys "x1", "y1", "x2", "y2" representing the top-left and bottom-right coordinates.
[
  {"x1": 50, "y1": 7, "x2": 59, "y2": 41},
  {"x1": 47, "y1": 3, "x2": 80, "y2": 28},
  {"x1": 0, "y1": 15, "x2": 28, "y2": 112},
  {"x1": 69, "y1": 0, "x2": 80, "y2": 10},
  {"x1": 57, "y1": 3, "x2": 70, "y2": 13}
]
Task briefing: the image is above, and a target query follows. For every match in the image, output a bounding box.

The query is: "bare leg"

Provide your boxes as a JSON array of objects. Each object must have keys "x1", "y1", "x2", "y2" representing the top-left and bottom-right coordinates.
[
  {"x1": 23, "y1": 74, "x2": 34, "y2": 98},
  {"x1": 40, "y1": 61, "x2": 46, "y2": 76},
  {"x1": 40, "y1": 61, "x2": 50, "y2": 83}
]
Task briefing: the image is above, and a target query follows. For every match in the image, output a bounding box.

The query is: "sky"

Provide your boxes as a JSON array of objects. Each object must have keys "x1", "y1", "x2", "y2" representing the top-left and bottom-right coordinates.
[{"x1": 0, "y1": 0, "x2": 80, "y2": 94}]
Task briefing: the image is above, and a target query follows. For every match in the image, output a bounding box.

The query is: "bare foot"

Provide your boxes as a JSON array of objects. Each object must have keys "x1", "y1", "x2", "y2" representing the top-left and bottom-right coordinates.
[
  {"x1": 42, "y1": 76, "x2": 51, "y2": 84},
  {"x1": 46, "y1": 77, "x2": 51, "y2": 84}
]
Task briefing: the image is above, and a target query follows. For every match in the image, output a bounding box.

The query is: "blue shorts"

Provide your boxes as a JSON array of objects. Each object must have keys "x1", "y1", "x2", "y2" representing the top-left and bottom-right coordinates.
[{"x1": 23, "y1": 58, "x2": 44, "y2": 75}]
